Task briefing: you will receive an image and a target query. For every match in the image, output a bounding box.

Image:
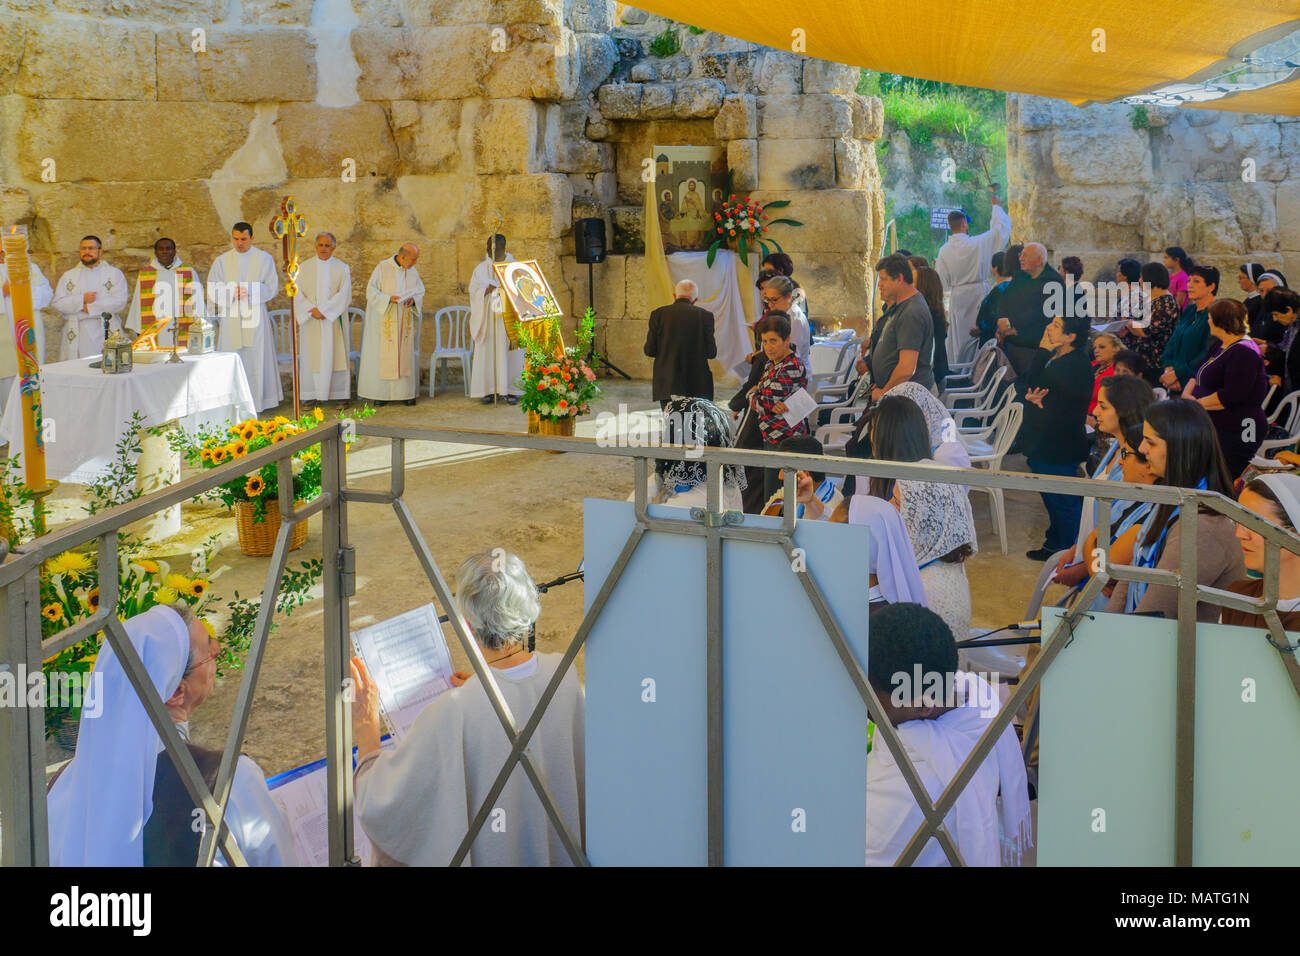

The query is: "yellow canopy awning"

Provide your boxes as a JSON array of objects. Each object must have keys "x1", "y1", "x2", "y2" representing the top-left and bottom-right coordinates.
[{"x1": 625, "y1": 2, "x2": 1300, "y2": 114}]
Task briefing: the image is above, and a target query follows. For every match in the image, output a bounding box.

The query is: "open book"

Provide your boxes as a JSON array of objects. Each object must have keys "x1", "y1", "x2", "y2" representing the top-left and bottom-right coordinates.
[{"x1": 351, "y1": 603, "x2": 455, "y2": 740}]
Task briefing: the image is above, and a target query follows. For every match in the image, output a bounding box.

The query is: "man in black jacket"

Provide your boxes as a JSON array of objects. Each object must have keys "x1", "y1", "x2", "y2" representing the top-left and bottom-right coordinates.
[
  {"x1": 645, "y1": 279, "x2": 717, "y2": 406},
  {"x1": 999, "y1": 243, "x2": 1065, "y2": 376}
]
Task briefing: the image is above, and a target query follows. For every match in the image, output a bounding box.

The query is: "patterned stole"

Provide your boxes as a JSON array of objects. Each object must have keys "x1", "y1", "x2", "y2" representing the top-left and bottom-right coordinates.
[{"x1": 140, "y1": 266, "x2": 197, "y2": 323}]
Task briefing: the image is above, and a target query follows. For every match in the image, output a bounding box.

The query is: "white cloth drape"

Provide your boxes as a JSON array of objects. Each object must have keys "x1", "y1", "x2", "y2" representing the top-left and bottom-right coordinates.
[
  {"x1": 51, "y1": 262, "x2": 129, "y2": 360},
  {"x1": 665, "y1": 250, "x2": 754, "y2": 381}
]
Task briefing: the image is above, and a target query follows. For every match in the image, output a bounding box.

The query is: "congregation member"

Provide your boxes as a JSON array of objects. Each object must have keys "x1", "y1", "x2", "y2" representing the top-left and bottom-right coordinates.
[
  {"x1": 759, "y1": 252, "x2": 809, "y2": 318},
  {"x1": 913, "y1": 266, "x2": 951, "y2": 390},
  {"x1": 1158, "y1": 264, "x2": 1218, "y2": 396},
  {"x1": 51, "y1": 235, "x2": 128, "y2": 360},
  {"x1": 1111, "y1": 258, "x2": 1146, "y2": 321},
  {"x1": 1239, "y1": 263, "x2": 1270, "y2": 339},
  {"x1": 359, "y1": 243, "x2": 424, "y2": 407},
  {"x1": 1059, "y1": 256, "x2": 1091, "y2": 319},
  {"x1": 748, "y1": 311, "x2": 809, "y2": 500},
  {"x1": 468, "y1": 234, "x2": 522, "y2": 404},
  {"x1": 1164, "y1": 246, "x2": 1194, "y2": 307},
  {"x1": 864, "y1": 602, "x2": 1031, "y2": 867},
  {"x1": 934, "y1": 188, "x2": 1011, "y2": 364},
  {"x1": 353, "y1": 550, "x2": 584, "y2": 865},
  {"x1": 645, "y1": 279, "x2": 717, "y2": 407},
  {"x1": 1018, "y1": 314, "x2": 1094, "y2": 561},
  {"x1": 208, "y1": 222, "x2": 282, "y2": 411},
  {"x1": 634, "y1": 397, "x2": 745, "y2": 511},
  {"x1": 1105, "y1": 399, "x2": 1245, "y2": 621},
  {"x1": 1223, "y1": 474, "x2": 1300, "y2": 630},
  {"x1": 869, "y1": 254, "x2": 934, "y2": 397},
  {"x1": 126, "y1": 237, "x2": 204, "y2": 349},
  {"x1": 0, "y1": 239, "x2": 52, "y2": 409},
  {"x1": 867, "y1": 395, "x2": 978, "y2": 639},
  {"x1": 1119, "y1": 262, "x2": 1179, "y2": 384},
  {"x1": 972, "y1": 251, "x2": 1013, "y2": 347},
  {"x1": 831, "y1": 494, "x2": 929, "y2": 611},
  {"x1": 997, "y1": 242, "x2": 1065, "y2": 376},
  {"x1": 889, "y1": 381, "x2": 970, "y2": 469},
  {"x1": 48, "y1": 604, "x2": 295, "y2": 866},
  {"x1": 728, "y1": 348, "x2": 770, "y2": 514},
  {"x1": 1113, "y1": 349, "x2": 1144, "y2": 378},
  {"x1": 761, "y1": 434, "x2": 842, "y2": 519},
  {"x1": 1088, "y1": 331, "x2": 1121, "y2": 417},
  {"x1": 1263, "y1": 288, "x2": 1300, "y2": 393},
  {"x1": 293, "y1": 231, "x2": 352, "y2": 406},
  {"x1": 1186, "y1": 299, "x2": 1267, "y2": 479},
  {"x1": 761, "y1": 275, "x2": 809, "y2": 363}
]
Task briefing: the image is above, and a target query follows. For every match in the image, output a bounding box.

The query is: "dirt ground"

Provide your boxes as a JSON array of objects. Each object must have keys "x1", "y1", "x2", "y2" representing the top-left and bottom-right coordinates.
[{"x1": 41, "y1": 376, "x2": 1063, "y2": 777}]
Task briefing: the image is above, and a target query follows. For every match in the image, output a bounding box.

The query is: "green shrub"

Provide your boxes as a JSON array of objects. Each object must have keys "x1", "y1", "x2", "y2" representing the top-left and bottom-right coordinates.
[
  {"x1": 649, "y1": 28, "x2": 680, "y2": 57},
  {"x1": 1128, "y1": 104, "x2": 1150, "y2": 130}
]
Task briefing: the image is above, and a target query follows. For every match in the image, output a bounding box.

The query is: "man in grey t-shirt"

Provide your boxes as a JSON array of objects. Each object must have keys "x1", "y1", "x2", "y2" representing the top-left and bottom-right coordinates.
[{"x1": 869, "y1": 255, "x2": 934, "y2": 398}]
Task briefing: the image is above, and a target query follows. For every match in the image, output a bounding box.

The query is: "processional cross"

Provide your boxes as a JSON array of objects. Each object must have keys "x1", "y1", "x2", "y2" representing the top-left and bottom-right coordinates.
[{"x1": 271, "y1": 197, "x2": 309, "y2": 419}]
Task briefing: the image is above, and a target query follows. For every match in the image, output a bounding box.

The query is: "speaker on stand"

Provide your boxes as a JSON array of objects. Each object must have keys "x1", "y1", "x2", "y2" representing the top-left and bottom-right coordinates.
[{"x1": 574, "y1": 217, "x2": 629, "y2": 380}]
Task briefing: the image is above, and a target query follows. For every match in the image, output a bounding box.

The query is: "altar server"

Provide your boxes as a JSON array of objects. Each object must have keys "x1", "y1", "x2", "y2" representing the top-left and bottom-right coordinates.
[
  {"x1": 295, "y1": 232, "x2": 352, "y2": 403},
  {"x1": 468, "y1": 234, "x2": 523, "y2": 404},
  {"x1": 353, "y1": 550, "x2": 584, "y2": 865},
  {"x1": 126, "y1": 237, "x2": 205, "y2": 349},
  {"x1": 359, "y1": 243, "x2": 424, "y2": 405},
  {"x1": 934, "y1": 189, "x2": 1010, "y2": 365},
  {"x1": 0, "y1": 241, "x2": 52, "y2": 411},
  {"x1": 47, "y1": 604, "x2": 296, "y2": 867},
  {"x1": 50, "y1": 235, "x2": 128, "y2": 360},
  {"x1": 208, "y1": 222, "x2": 282, "y2": 411}
]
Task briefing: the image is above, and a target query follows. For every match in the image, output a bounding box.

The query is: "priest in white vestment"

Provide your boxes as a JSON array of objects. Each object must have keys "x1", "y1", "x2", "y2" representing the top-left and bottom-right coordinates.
[
  {"x1": 125, "y1": 237, "x2": 205, "y2": 349},
  {"x1": 353, "y1": 551, "x2": 585, "y2": 866},
  {"x1": 864, "y1": 603, "x2": 1031, "y2": 867},
  {"x1": 358, "y1": 243, "x2": 424, "y2": 405},
  {"x1": 934, "y1": 192, "x2": 1011, "y2": 366},
  {"x1": 208, "y1": 222, "x2": 283, "y2": 412},
  {"x1": 47, "y1": 604, "x2": 296, "y2": 867},
  {"x1": 0, "y1": 242, "x2": 52, "y2": 414},
  {"x1": 50, "y1": 235, "x2": 129, "y2": 360},
  {"x1": 295, "y1": 232, "x2": 353, "y2": 403},
  {"x1": 467, "y1": 234, "x2": 523, "y2": 403}
]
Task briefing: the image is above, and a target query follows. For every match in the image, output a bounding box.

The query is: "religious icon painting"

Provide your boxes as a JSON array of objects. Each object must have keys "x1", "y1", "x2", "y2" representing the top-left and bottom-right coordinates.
[
  {"x1": 651, "y1": 145, "x2": 727, "y2": 254},
  {"x1": 493, "y1": 260, "x2": 563, "y2": 322}
]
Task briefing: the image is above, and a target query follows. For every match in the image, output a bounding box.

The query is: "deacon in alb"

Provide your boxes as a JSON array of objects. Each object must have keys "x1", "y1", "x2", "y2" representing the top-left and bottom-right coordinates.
[
  {"x1": 359, "y1": 243, "x2": 424, "y2": 406},
  {"x1": 50, "y1": 235, "x2": 129, "y2": 360},
  {"x1": 126, "y1": 237, "x2": 205, "y2": 349},
  {"x1": 468, "y1": 234, "x2": 523, "y2": 404},
  {"x1": 0, "y1": 241, "x2": 52, "y2": 413},
  {"x1": 934, "y1": 187, "x2": 1010, "y2": 365},
  {"x1": 208, "y1": 222, "x2": 283, "y2": 412},
  {"x1": 294, "y1": 232, "x2": 352, "y2": 403}
]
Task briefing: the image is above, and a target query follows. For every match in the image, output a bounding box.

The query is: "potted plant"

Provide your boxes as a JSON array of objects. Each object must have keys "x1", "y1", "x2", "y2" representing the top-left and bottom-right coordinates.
[
  {"x1": 705, "y1": 170, "x2": 803, "y2": 267},
  {"x1": 517, "y1": 307, "x2": 602, "y2": 439}
]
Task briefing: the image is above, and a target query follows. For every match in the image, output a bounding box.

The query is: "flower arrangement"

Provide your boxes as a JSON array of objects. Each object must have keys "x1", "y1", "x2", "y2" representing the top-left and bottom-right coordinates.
[
  {"x1": 516, "y1": 307, "x2": 602, "y2": 421},
  {"x1": 705, "y1": 169, "x2": 802, "y2": 267}
]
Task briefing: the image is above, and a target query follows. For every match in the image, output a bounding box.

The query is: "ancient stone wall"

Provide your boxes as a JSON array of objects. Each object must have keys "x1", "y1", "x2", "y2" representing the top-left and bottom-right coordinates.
[
  {"x1": 1007, "y1": 93, "x2": 1300, "y2": 290},
  {"x1": 0, "y1": 1, "x2": 883, "y2": 378}
]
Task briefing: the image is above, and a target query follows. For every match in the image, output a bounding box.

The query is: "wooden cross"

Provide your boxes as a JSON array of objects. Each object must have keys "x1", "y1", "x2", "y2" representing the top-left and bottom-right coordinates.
[{"x1": 270, "y1": 197, "x2": 309, "y2": 419}]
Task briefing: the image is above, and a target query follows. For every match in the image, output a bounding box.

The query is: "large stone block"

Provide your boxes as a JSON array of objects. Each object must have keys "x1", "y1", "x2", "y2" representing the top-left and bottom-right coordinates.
[
  {"x1": 728, "y1": 139, "x2": 758, "y2": 191},
  {"x1": 50, "y1": 0, "x2": 225, "y2": 18},
  {"x1": 388, "y1": 100, "x2": 464, "y2": 175},
  {"x1": 834, "y1": 138, "x2": 875, "y2": 190},
  {"x1": 673, "y1": 79, "x2": 725, "y2": 118},
  {"x1": 562, "y1": 252, "x2": 626, "y2": 319},
  {"x1": 240, "y1": 180, "x2": 362, "y2": 245},
  {"x1": 394, "y1": 174, "x2": 475, "y2": 239},
  {"x1": 157, "y1": 30, "x2": 317, "y2": 102},
  {"x1": 599, "y1": 316, "x2": 652, "y2": 377},
  {"x1": 1279, "y1": 181, "x2": 1300, "y2": 246},
  {"x1": 755, "y1": 51, "x2": 803, "y2": 94},
  {"x1": 9, "y1": 99, "x2": 254, "y2": 183},
  {"x1": 470, "y1": 174, "x2": 574, "y2": 239},
  {"x1": 757, "y1": 138, "x2": 835, "y2": 190},
  {"x1": 1190, "y1": 184, "x2": 1246, "y2": 254},
  {"x1": 33, "y1": 181, "x2": 225, "y2": 252},
  {"x1": 14, "y1": 21, "x2": 155, "y2": 100},
  {"x1": 1230, "y1": 124, "x2": 1284, "y2": 182},
  {"x1": 1023, "y1": 185, "x2": 1147, "y2": 250},
  {"x1": 241, "y1": 0, "x2": 314, "y2": 22},
  {"x1": 1224, "y1": 182, "x2": 1277, "y2": 251},
  {"x1": 597, "y1": 83, "x2": 644, "y2": 119},
  {"x1": 608, "y1": 206, "x2": 643, "y2": 255},
  {"x1": 0, "y1": 185, "x2": 33, "y2": 226},
  {"x1": 694, "y1": 51, "x2": 760, "y2": 89},
  {"x1": 353, "y1": 26, "x2": 489, "y2": 100},
  {"x1": 750, "y1": 189, "x2": 870, "y2": 253},
  {"x1": 485, "y1": 25, "x2": 580, "y2": 100},
  {"x1": 565, "y1": 0, "x2": 615, "y2": 32},
  {"x1": 275, "y1": 103, "x2": 398, "y2": 180},
  {"x1": 758, "y1": 94, "x2": 853, "y2": 139},
  {"x1": 465, "y1": 98, "x2": 544, "y2": 174},
  {"x1": 803, "y1": 59, "x2": 859, "y2": 95},
  {"x1": 1139, "y1": 184, "x2": 1193, "y2": 250},
  {"x1": 641, "y1": 84, "x2": 675, "y2": 119},
  {"x1": 574, "y1": 31, "x2": 619, "y2": 96},
  {"x1": 713, "y1": 93, "x2": 757, "y2": 140},
  {"x1": 1050, "y1": 126, "x2": 1151, "y2": 185},
  {"x1": 0, "y1": 20, "x2": 24, "y2": 94},
  {"x1": 791, "y1": 252, "x2": 872, "y2": 318}
]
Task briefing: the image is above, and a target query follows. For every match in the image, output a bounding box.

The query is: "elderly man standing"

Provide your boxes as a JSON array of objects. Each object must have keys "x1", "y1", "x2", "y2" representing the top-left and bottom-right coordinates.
[
  {"x1": 51, "y1": 235, "x2": 129, "y2": 360},
  {"x1": 126, "y1": 237, "x2": 205, "y2": 349},
  {"x1": 998, "y1": 242, "x2": 1065, "y2": 376},
  {"x1": 208, "y1": 221, "x2": 282, "y2": 411},
  {"x1": 644, "y1": 279, "x2": 717, "y2": 407},
  {"x1": 352, "y1": 550, "x2": 585, "y2": 865},
  {"x1": 359, "y1": 243, "x2": 424, "y2": 406},
  {"x1": 935, "y1": 187, "x2": 1010, "y2": 365},
  {"x1": 47, "y1": 604, "x2": 296, "y2": 866},
  {"x1": 294, "y1": 231, "x2": 353, "y2": 405}
]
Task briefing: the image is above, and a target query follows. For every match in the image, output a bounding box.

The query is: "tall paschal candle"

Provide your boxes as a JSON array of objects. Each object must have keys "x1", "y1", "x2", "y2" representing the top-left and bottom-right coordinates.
[{"x1": 1, "y1": 225, "x2": 46, "y2": 492}]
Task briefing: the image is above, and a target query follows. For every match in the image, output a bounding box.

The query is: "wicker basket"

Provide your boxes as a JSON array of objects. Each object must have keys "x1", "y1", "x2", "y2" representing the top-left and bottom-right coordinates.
[{"x1": 235, "y1": 499, "x2": 308, "y2": 557}]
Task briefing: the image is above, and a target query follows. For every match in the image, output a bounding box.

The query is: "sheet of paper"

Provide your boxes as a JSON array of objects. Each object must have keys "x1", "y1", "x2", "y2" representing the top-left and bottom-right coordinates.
[
  {"x1": 351, "y1": 603, "x2": 454, "y2": 740},
  {"x1": 781, "y1": 387, "x2": 818, "y2": 426},
  {"x1": 731, "y1": 359, "x2": 753, "y2": 380}
]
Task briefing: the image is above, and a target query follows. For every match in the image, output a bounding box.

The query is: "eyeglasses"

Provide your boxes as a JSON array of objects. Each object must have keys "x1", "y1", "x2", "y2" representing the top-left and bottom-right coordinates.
[
  {"x1": 1119, "y1": 447, "x2": 1147, "y2": 464},
  {"x1": 184, "y1": 637, "x2": 221, "y2": 676},
  {"x1": 761, "y1": 295, "x2": 783, "y2": 306}
]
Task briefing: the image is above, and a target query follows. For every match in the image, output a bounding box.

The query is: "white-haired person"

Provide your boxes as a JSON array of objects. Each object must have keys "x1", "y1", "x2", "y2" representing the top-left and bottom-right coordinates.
[
  {"x1": 761, "y1": 274, "x2": 810, "y2": 363},
  {"x1": 47, "y1": 603, "x2": 296, "y2": 866},
  {"x1": 644, "y1": 278, "x2": 717, "y2": 408},
  {"x1": 352, "y1": 550, "x2": 585, "y2": 865}
]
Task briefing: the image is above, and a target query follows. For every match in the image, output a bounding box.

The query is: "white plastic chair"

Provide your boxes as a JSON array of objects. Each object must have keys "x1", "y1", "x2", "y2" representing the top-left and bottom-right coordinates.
[
  {"x1": 954, "y1": 378, "x2": 1015, "y2": 432},
  {"x1": 964, "y1": 401, "x2": 1023, "y2": 555},
  {"x1": 807, "y1": 337, "x2": 860, "y2": 393},
  {"x1": 429, "y1": 306, "x2": 473, "y2": 397},
  {"x1": 1151, "y1": 386, "x2": 1168, "y2": 401},
  {"x1": 1251, "y1": 389, "x2": 1300, "y2": 466},
  {"x1": 269, "y1": 309, "x2": 292, "y2": 376},
  {"x1": 944, "y1": 362, "x2": 1005, "y2": 411},
  {"x1": 943, "y1": 339, "x2": 997, "y2": 389},
  {"x1": 345, "y1": 307, "x2": 364, "y2": 381}
]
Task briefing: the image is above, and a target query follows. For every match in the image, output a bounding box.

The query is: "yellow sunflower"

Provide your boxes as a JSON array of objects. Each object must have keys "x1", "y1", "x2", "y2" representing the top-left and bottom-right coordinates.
[
  {"x1": 132, "y1": 559, "x2": 161, "y2": 575},
  {"x1": 165, "y1": 573, "x2": 192, "y2": 593},
  {"x1": 270, "y1": 432, "x2": 286, "y2": 444},
  {"x1": 232, "y1": 439, "x2": 248, "y2": 458},
  {"x1": 200, "y1": 447, "x2": 214, "y2": 463},
  {"x1": 42, "y1": 603, "x2": 64, "y2": 623},
  {"x1": 239, "y1": 423, "x2": 258, "y2": 441},
  {"x1": 87, "y1": 587, "x2": 100, "y2": 612},
  {"x1": 245, "y1": 474, "x2": 266, "y2": 497},
  {"x1": 211, "y1": 446, "x2": 229, "y2": 464},
  {"x1": 190, "y1": 578, "x2": 209, "y2": 598},
  {"x1": 153, "y1": 586, "x2": 179, "y2": 605},
  {"x1": 44, "y1": 551, "x2": 93, "y2": 579},
  {"x1": 313, "y1": 407, "x2": 324, "y2": 422},
  {"x1": 273, "y1": 415, "x2": 291, "y2": 426}
]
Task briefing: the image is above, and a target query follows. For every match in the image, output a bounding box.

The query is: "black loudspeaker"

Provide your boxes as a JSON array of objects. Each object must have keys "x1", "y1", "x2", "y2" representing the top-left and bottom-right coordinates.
[{"x1": 574, "y1": 217, "x2": 606, "y2": 264}]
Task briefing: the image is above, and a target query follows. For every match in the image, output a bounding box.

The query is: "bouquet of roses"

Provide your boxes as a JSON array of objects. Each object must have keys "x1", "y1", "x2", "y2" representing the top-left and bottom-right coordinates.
[
  {"x1": 517, "y1": 307, "x2": 602, "y2": 421},
  {"x1": 705, "y1": 170, "x2": 801, "y2": 267}
]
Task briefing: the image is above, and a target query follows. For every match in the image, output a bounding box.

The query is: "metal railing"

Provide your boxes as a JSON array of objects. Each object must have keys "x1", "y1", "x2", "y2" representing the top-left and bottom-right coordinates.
[{"x1": 3, "y1": 420, "x2": 1299, "y2": 866}]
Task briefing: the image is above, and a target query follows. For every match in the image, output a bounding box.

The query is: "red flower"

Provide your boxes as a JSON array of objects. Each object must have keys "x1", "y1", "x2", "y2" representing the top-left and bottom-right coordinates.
[
  {"x1": 714, "y1": 212, "x2": 721, "y2": 220},
  {"x1": 536, "y1": 381, "x2": 546, "y2": 390},
  {"x1": 729, "y1": 194, "x2": 735, "y2": 201},
  {"x1": 729, "y1": 230, "x2": 736, "y2": 237},
  {"x1": 557, "y1": 399, "x2": 568, "y2": 410}
]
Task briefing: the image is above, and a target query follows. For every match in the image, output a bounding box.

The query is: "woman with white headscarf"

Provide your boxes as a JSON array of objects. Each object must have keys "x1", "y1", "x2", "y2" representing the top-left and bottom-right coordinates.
[
  {"x1": 1223, "y1": 473, "x2": 1300, "y2": 630},
  {"x1": 629, "y1": 397, "x2": 746, "y2": 511},
  {"x1": 831, "y1": 493, "x2": 929, "y2": 611},
  {"x1": 886, "y1": 381, "x2": 971, "y2": 469}
]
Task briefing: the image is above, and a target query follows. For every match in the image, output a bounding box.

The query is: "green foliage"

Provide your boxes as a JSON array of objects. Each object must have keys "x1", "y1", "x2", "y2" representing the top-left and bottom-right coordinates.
[
  {"x1": 649, "y1": 28, "x2": 680, "y2": 57},
  {"x1": 687, "y1": 24, "x2": 706, "y2": 35},
  {"x1": 515, "y1": 307, "x2": 602, "y2": 421},
  {"x1": 1129, "y1": 104, "x2": 1150, "y2": 130},
  {"x1": 84, "y1": 411, "x2": 147, "y2": 517},
  {"x1": 219, "y1": 558, "x2": 323, "y2": 674}
]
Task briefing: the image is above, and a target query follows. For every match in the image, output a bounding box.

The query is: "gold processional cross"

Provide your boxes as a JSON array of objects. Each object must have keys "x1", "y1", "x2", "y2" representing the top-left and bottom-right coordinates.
[{"x1": 271, "y1": 197, "x2": 309, "y2": 419}]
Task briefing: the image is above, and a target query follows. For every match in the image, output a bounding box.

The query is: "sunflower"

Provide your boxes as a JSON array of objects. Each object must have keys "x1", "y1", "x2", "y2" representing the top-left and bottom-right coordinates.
[
  {"x1": 153, "y1": 586, "x2": 179, "y2": 605},
  {"x1": 200, "y1": 447, "x2": 214, "y2": 463},
  {"x1": 42, "y1": 603, "x2": 65, "y2": 623},
  {"x1": 232, "y1": 439, "x2": 248, "y2": 458},
  {"x1": 165, "y1": 573, "x2": 192, "y2": 593},
  {"x1": 87, "y1": 587, "x2": 99, "y2": 612},
  {"x1": 239, "y1": 422, "x2": 258, "y2": 441},
  {"x1": 313, "y1": 407, "x2": 324, "y2": 422},
  {"x1": 271, "y1": 432, "x2": 286, "y2": 444},
  {"x1": 44, "y1": 551, "x2": 93, "y2": 579},
  {"x1": 245, "y1": 474, "x2": 266, "y2": 497},
  {"x1": 190, "y1": 578, "x2": 209, "y2": 598},
  {"x1": 211, "y1": 446, "x2": 229, "y2": 464},
  {"x1": 132, "y1": 559, "x2": 161, "y2": 575}
]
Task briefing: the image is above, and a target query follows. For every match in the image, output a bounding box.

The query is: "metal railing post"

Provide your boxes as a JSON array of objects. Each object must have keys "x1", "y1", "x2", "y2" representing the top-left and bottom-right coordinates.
[
  {"x1": 322, "y1": 425, "x2": 355, "y2": 866},
  {"x1": 0, "y1": 573, "x2": 47, "y2": 866},
  {"x1": 1173, "y1": 493, "x2": 1199, "y2": 866}
]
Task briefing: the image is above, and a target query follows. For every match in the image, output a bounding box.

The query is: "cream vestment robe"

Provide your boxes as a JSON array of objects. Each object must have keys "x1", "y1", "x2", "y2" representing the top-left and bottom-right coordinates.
[
  {"x1": 467, "y1": 254, "x2": 524, "y2": 398},
  {"x1": 51, "y1": 261, "x2": 129, "y2": 360},
  {"x1": 0, "y1": 259, "x2": 52, "y2": 414},
  {"x1": 126, "y1": 256, "x2": 206, "y2": 349},
  {"x1": 355, "y1": 653, "x2": 585, "y2": 866},
  {"x1": 358, "y1": 257, "x2": 424, "y2": 401},
  {"x1": 294, "y1": 254, "x2": 352, "y2": 401},
  {"x1": 935, "y1": 204, "x2": 1011, "y2": 365},
  {"x1": 209, "y1": 247, "x2": 282, "y2": 412}
]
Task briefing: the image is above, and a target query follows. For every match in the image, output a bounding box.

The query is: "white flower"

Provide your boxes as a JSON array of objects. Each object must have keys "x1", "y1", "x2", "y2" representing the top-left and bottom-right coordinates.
[
  {"x1": 539, "y1": 404, "x2": 551, "y2": 416},
  {"x1": 567, "y1": 391, "x2": 578, "y2": 401},
  {"x1": 724, "y1": 219, "x2": 734, "y2": 230}
]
